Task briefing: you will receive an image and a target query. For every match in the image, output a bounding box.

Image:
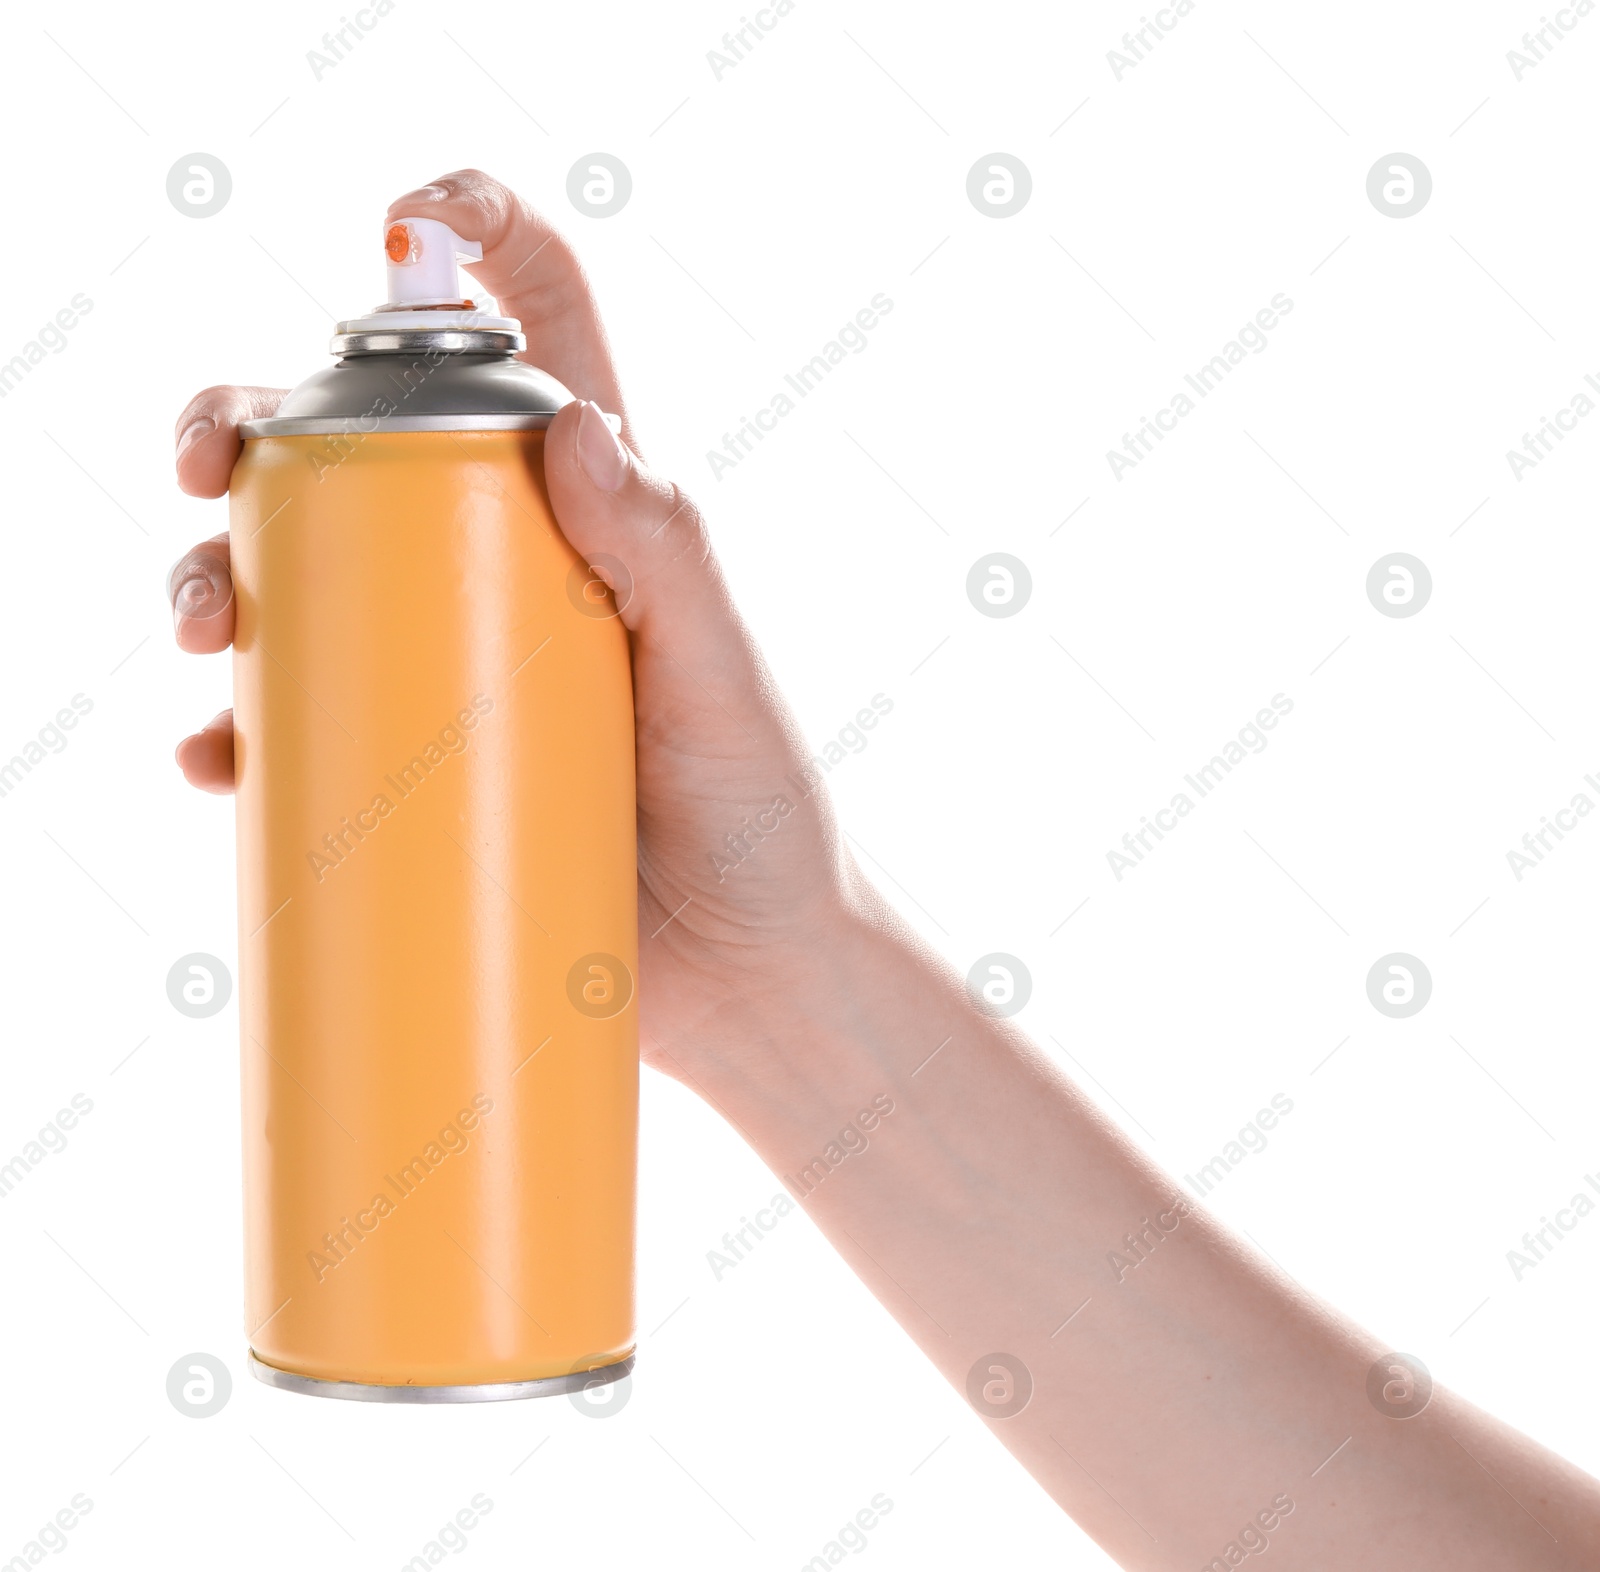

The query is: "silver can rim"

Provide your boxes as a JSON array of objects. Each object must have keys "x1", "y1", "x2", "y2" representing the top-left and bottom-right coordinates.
[
  {"x1": 240, "y1": 414, "x2": 559, "y2": 439},
  {"x1": 332, "y1": 329, "x2": 526, "y2": 356},
  {"x1": 248, "y1": 1349, "x2": 635, "y2": 1403}
]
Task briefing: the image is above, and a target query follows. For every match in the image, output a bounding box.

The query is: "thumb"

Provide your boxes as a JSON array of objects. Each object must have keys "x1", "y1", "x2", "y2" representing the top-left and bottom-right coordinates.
[{"x1": 543, "y1": 399, "x2": 743, "y2": 671}]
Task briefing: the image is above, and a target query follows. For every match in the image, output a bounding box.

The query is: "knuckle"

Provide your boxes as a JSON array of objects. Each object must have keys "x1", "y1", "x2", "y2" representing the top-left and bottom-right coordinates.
[{"x1": 657, "y1": 481, "x2": 711, "y2": 559}]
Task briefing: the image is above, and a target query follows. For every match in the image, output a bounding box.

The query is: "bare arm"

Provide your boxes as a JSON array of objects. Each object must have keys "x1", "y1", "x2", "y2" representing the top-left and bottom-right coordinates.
[
  {"x1": 169, "y1": 170, "x2": 1600, "y2": 1572},
  {"x1": 683, "y1": 898, "x2": 1600, "y2": 1569}
]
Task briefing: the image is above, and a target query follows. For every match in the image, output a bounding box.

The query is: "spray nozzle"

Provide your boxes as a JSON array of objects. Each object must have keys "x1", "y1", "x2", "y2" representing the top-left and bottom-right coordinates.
[{"x1": 381, "y1": 217, "x2": 483, "y2": 310}]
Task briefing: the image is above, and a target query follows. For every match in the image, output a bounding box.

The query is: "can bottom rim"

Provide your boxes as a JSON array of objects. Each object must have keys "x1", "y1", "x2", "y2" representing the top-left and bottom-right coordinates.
[{"x1": 248, "y1": 1349, "x2": 635, "y2": 1404}]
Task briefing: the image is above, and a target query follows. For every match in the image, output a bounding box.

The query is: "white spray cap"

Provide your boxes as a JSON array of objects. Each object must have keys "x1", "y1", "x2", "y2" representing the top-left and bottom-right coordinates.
[{"x1": 382, "y1": 216, "x2": 483, "y2": 309}]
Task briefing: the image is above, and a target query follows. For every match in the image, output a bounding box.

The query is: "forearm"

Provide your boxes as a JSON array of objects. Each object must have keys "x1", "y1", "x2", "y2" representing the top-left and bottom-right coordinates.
[{"x1": 681, "y1": 896, "x2": 1600, "y2": 1571}]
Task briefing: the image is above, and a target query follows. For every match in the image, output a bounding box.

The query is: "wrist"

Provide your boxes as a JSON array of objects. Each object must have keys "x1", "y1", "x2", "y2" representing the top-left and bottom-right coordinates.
[{"x1": 680, "y1": 889, "x2": 972, "y2": 1161}]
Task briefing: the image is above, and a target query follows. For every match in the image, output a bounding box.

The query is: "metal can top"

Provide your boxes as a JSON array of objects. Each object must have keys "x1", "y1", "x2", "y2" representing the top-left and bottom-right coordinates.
[{"x1": 240, "y1": 325, "x2": 576, "y2": 440}]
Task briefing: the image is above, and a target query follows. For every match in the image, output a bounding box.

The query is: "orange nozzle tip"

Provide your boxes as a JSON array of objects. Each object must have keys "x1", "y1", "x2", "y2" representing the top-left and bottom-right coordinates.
[{"x1": 384, "y1": 223, "x2": 413, "y2": 264}]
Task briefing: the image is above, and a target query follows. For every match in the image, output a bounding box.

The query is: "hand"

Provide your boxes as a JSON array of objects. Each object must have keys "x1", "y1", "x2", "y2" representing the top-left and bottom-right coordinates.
[
  {"x1": 167, "y1": 175, "x2": 1600, "y2": 1572},
  {"x1": 169, "y1": 169, "x2": 866, "y2": 1087}
]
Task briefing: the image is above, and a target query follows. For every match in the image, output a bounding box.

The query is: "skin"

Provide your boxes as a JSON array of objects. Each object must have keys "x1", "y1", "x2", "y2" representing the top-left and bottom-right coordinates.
[{"x1": 170, "y1": 171, "x2": 1600, "y2": 1570}]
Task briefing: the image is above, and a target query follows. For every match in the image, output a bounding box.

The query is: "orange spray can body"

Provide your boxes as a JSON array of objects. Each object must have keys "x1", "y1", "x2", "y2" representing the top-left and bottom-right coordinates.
[{"x1": 227, "y1": 233, "x2": 637, "y2": 1400}]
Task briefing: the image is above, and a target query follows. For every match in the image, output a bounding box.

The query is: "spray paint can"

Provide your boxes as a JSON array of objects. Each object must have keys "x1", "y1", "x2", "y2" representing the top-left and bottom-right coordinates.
[{"x1": 228, "y1": 217, "x2": 637, "y2": 1402}]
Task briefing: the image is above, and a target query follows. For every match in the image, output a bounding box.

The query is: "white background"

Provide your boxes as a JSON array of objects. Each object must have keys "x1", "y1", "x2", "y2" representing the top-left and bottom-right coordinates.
[{"x1": 1, "y1": 1, "x2": 1597, "y2": 1567}]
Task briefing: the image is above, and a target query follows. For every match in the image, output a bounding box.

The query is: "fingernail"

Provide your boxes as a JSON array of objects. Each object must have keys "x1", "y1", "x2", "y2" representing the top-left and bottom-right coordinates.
[
  {"x1": 176, "y1": 417, "x2": 215, "y2": 460},
  {"x1": 393, "y1": 183, "x2": 450, "y2": 207},
  {"x1": 173, "y1": 575, "x2": 214, "y2": 620},
  {"x1": 576, "y1": 401, "x2": 627, "y2": 492},
  {"x1": 171, "y1": 564, "x2": 232, "y2": 636}
]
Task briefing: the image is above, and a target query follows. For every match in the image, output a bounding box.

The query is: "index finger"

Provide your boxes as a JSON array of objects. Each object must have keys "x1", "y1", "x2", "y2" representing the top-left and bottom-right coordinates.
[{"x1": 384, "y1": 170, "x2": 634, "y2": 448}]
